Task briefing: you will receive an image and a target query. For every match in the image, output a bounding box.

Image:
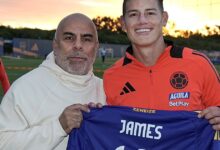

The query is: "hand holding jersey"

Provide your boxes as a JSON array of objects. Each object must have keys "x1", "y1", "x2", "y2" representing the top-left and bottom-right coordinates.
[
  {"x1": 59, "y1": 103, "x2": 103, "y2": 134},
  {"x1": 199, "y1": 106, "x2": 220, "y2": 131},
  {"x1": 59, "y1": 104, "x2": 90, "y2": 134}
]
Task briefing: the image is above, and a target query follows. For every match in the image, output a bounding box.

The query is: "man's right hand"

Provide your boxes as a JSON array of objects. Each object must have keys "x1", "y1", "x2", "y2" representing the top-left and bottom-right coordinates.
[{"x1": 59, "y1": 104, "x2": 90, "y2": 134}]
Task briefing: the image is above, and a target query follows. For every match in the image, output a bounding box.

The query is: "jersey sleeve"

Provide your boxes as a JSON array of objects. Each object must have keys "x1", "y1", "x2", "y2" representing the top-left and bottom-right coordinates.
[{"x1": 200, "y1": 55, "x2": 220, "y2": 107}]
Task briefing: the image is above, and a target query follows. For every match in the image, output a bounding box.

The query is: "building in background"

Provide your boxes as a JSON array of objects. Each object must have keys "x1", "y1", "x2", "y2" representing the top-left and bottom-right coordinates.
[{"x1": 13, "y1": 38, "x2": 52, "y2": 58}]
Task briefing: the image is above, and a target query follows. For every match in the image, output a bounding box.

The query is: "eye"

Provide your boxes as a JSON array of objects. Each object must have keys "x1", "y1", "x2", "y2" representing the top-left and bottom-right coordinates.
[
  {"x1": 128, "y1": 12, "x2": 138, "y2": 17},
  {"x1": 64, "y1": 36, "x2": 73, "y2": 40},
  {"x1": 82, "y1": 36, "x2": 93, "y2": 42},
  {"x1": 84, "y1": 38, "x2": 92, "y2": 42},
  {"x1": 147, "y1": 11, "x2": 156, "y2": 15}
]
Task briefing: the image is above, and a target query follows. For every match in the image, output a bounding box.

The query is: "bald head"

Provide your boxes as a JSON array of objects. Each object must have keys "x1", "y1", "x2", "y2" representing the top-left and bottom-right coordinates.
[
  {"x1": 54, "y1": 13, "x2": 98, "y2": 41},
  {"x1": 53, "y1": 13, "x2": 99, "y2": 75}
]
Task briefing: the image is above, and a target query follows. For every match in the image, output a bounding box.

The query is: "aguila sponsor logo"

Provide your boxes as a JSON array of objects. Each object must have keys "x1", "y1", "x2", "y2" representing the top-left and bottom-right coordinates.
[
  {"x1": 169, "y1": 92, "x2": 190, "y2": 100},
  {"x1": 168, "y1": 92, "x2": 190, "y2": 107}
]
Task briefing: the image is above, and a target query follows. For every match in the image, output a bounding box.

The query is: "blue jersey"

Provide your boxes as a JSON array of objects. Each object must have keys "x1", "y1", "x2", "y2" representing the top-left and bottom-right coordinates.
[{"x1": 67, "y1": 106, "x2": 220, "y2": 150}]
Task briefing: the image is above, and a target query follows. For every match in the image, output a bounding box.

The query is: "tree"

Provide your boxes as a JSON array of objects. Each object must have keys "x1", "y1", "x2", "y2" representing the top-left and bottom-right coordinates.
[{"x1": 92, "y1": 16, "x2": 129, "y2": 44}]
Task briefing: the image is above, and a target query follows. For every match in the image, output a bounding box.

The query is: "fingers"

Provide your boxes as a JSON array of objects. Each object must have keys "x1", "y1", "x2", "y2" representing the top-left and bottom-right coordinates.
[
  {"x1": 198, "y1": 106, "x2": 220, "y2": 119},
  {"x1": 209, "y1": 117, "x2": 220, "y2": 125},
  {"x1": 88, "y1": 102, "x2": 103, "y2": 108},
  {"x1": 212, "y1": 123, "x2": 220, "y2": 131},
  {"x1": 59, "y1": 104, "x2": 90, "y2": 134},
  {"x1": 68, "y1": 104, "x2": 90, "y2": 113},
  {"x1": 198, "y1": 106, "x2": 220, "y2": 131},
  {"x1": 96, "y1": 103, "x2": 103, "y2": 108},
  {"x1": 59, "y1": 103, "x2": 103, "y2": 134}
]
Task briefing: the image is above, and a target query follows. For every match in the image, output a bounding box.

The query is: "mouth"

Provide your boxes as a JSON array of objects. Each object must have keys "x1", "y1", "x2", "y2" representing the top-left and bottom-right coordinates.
[
  {"x1": 135, "y1": 28, "x2": 151, "y2": 34},
  {"x1": 68, "y1": 56, "x2": 87, "y2": 62}
]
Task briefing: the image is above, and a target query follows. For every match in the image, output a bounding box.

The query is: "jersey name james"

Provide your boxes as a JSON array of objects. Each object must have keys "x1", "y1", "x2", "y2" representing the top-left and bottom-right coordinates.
[{"x1": 67, "y1": 106, "x2": 219, "y2": 150}]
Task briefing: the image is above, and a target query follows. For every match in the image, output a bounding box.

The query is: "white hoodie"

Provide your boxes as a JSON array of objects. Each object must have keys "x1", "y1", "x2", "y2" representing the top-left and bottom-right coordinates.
[{"x1": 0, "y1": 52, "x2": 106, "y2": 150}]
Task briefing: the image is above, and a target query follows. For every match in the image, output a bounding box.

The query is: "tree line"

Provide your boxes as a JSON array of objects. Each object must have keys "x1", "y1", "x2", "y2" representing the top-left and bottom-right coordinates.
[{"x1": 0, "y1": 16, "x2": 220, "y2": 51}]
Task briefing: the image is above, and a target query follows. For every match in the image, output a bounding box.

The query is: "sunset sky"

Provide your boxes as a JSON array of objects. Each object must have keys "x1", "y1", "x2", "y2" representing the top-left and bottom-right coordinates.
[{"x1": 0, "y1": 0, "x2": 219, "y2": 31}]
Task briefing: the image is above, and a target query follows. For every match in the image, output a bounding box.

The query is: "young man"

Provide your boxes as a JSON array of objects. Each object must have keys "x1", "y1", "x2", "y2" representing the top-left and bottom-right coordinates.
[
  {"x1": 104, "y1": 0, "x2": 220, "y2": 130},
  {"x1": 0, "y1": 13, "x2": 106, "y2": 150}
]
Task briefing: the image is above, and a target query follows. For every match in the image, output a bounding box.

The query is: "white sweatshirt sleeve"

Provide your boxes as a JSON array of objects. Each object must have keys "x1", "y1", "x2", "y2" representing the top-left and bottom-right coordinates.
[{"x1": 0, "y1": 90, "x2": 67, "y2": 150}]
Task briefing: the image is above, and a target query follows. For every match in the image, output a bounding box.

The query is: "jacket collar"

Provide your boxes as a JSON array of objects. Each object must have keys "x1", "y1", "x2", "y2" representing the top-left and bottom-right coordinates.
[{"x1": 123, "y1": 40, "x2": 174, "y2": 66}]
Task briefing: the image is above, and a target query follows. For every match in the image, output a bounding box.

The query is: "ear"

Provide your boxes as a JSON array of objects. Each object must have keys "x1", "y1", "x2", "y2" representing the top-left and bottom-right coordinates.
[
  {"x1": 95, "y1": 41, "x2": 100, "y2": 53},
  {"x1": 52, "y1": 39, "x2": 58, "y2": 56},
  {"x1": 120, "y1": 16, "x2": 127, "y2": 32},
  {"x1": 162, "y1": 11, "x2": 169, "y2": 27}
]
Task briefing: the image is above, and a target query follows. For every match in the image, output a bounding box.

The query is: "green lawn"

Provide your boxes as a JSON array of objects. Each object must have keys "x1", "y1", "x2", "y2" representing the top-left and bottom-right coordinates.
[
  {"x1": 0, "y1": 56, "x2": 220, "y2": 101},
  {"x1": 215, "y1": 65, "x2": 220, "y2": 73}
]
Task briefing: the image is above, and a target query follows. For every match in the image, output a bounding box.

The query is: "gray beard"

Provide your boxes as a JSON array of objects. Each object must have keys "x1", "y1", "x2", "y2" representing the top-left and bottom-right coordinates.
[
  {"x1": 55, "y1": 56, "x2": 91, "y2": 75},
  {"x1": 66, "y1": 60, "x2": 90, "y2": 75}
]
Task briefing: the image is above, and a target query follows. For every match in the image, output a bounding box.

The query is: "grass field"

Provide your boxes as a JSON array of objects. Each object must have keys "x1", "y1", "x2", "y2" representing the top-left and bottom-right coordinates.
[{"x1": 0, "y1": 56, "x2": 220, "y2": 101}]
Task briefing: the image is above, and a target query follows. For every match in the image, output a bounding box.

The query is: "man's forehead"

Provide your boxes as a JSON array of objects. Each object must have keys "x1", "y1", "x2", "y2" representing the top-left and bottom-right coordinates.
[
  {"x1": 125, "y1": 0, "x2": 159, "y2": 9},
  {"x1": 61, "y1": 20, "x2": 95, "y2": 33},
  {"x1": 55, "y1": 14, "x2": 97, "y2": 39},
  {"x1": 62, "y1": 31, "x2": 94, "y2": 37},
  {"x1": 61, "y1": 25, "x2": 95, "y2": 33}
]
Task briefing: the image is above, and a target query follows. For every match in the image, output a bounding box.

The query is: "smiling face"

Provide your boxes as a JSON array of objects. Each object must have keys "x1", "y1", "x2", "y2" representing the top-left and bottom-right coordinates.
[
  {"x1": 121, "y1": 0, "x2": 168, "y2": 48},
  {"x1": 53, "y1": 14, "x2": 99, "y2": 75}
]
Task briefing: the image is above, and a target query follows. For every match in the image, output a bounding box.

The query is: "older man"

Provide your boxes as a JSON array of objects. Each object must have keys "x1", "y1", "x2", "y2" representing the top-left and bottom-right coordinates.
[{"x1": 0, "y1": 13, "x2": 105, "y2": 150}]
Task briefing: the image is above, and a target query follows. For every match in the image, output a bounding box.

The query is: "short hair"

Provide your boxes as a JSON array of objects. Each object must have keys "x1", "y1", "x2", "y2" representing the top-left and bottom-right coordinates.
[{"x1": 122, "y1": 0, "x2": 164, "y2": 16}]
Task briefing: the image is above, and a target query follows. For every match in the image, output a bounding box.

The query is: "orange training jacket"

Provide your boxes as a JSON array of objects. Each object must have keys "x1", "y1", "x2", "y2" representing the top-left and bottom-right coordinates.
[{"x1": 104, "y1": 42, "x2": 220, "y2": 111}]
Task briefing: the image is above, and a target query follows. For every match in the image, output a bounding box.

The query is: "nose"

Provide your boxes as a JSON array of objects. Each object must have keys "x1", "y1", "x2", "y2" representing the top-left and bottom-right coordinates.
[
  {"x1": 139, "y1": 13, "x2": 148, "y2": 24},
  {"x1": 73, "y1": 38, "x2": 83, "y2": 50}
]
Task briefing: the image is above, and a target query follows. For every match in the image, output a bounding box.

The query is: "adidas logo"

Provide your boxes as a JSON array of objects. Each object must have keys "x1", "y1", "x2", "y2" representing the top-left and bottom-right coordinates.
[{"x1": 120, "y1": 82, "x2": 136, "y2": 95}]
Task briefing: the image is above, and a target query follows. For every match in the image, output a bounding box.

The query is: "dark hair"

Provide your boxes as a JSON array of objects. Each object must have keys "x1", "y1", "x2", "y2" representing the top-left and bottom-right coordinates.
[{"x1": 122, "y1": 0, "x2": 164, "y2": 16}]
